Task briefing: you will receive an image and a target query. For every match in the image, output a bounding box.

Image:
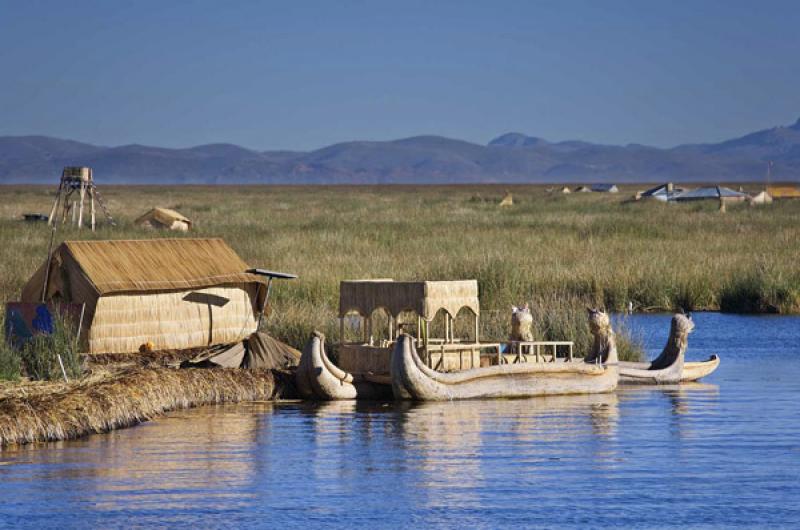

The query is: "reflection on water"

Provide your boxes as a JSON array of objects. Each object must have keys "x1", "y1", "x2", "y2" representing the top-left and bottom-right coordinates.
[{"x1": 1, "y1": 313, "x2": 799, "y2": 528}]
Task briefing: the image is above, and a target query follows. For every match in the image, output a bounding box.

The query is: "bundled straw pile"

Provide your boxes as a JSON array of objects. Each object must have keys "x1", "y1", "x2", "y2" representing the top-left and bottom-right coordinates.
[{"x1": 0, "y1": 365, "x2": 279, "y2": 446}]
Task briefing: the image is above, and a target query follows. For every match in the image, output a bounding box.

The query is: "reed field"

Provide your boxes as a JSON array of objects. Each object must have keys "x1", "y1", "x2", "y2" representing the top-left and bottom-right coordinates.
[{"x1": 1, "y1": 184, "x2": 798, "y2": 359}]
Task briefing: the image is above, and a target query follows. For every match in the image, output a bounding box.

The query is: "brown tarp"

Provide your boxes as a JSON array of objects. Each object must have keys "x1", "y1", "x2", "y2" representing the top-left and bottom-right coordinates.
[{"x1": 186, "y1": 332, "x2": 300, "y2": 370}]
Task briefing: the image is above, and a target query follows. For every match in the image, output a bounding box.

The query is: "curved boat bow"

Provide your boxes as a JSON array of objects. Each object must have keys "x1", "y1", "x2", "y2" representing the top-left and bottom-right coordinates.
[
  {"x1": 620, "y1": 313, "x2": 718, "y2": 383},
  {"x1": 390, "y1": 309, "x2": 619, "y2": 401},
  {"x1": 296, "y1": 332, "x2": 392, "y2": 400}
]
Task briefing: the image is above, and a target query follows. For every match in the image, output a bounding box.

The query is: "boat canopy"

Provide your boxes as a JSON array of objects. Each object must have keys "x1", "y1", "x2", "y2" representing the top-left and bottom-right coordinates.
[{"x1": 339, "y1": 279, "x2": 479, "y2": 320}]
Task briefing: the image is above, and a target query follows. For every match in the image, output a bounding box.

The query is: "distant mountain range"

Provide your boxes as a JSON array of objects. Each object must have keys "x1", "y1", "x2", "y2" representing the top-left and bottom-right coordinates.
[{"x1": 2, "y1": 118, "x2": 800, "y2": 184}]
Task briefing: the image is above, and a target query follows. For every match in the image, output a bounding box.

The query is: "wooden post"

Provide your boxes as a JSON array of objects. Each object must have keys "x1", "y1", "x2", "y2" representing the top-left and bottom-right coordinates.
[
  {"x1": 77, "y1": 180, "x2": 86, "y2": 229},
  {"x1": 474, "y1": 312, "x2": 480, "y2": 343},
  {"x1": 363, "y1": 315, "x2": 368, "y2": 343},
  {"x1": 339, "y1": 317, "x2": 345, "y2": 344},
  {"x1": 90, "y1": 187, "x2": 96, "y2": 231},
  {"x1": 61, "y1": 190, "x2": 71, "y2": 224},
  {"x1": 48, "y1": 181, "x2": 63, "y2": 226},
  {"x1": 449, "y1": 314, "x2": 454, "y2": 343}
]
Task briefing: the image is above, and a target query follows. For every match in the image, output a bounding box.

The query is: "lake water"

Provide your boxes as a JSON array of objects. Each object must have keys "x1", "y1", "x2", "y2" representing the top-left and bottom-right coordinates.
[{"x1": 1, "y1": 313, "x2": 799, "y2": 528}]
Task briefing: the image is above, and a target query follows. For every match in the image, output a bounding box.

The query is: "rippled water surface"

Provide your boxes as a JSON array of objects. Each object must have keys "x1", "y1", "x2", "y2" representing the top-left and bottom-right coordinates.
[{"x1": 1, "y1": 314, "x2": 799, "y2": 528}]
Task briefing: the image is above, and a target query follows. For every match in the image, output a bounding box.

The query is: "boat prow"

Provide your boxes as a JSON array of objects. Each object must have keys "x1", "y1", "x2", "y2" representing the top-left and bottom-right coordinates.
[
  {"x1": 681, "y1": 354, "x2": 720, "y2": 382},
  {"x1": 296, "y1": 332, "x2": 392, "y2": 400},
  {"x1": 391, "y1": 309, "x2": 620, "y2": 401},
  {"x1": 620, "y1": 314, "x2": 718, "y2": 384}
]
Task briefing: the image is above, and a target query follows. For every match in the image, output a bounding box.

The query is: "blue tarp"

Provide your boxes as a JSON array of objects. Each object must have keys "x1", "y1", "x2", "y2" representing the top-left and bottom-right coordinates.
[{"x1": 673, "y1": 186, "x2": 749, "y2": 201}]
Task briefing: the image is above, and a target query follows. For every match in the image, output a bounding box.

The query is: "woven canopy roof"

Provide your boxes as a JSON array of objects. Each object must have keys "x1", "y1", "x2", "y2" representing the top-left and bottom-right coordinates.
[
  {"x1": 24, "y1": 238, "x2": 266, "y2": 298},
  {"x1": 339, "y1": 279, "x2": 479, "y2": 320}
]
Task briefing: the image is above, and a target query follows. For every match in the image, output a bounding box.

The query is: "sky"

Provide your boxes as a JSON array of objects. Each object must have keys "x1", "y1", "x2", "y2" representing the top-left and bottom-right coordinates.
[{"x1": 1, "y1": 0, "x2": 798, "y2": 151}]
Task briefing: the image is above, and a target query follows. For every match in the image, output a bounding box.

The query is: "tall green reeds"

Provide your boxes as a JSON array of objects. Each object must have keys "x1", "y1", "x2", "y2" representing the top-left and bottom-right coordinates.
[
  {"x1": 18, "y1": 313, "x2": 83, "y2": 381},
  {"x1": 0, "y1": 342, "x2": 20, "y2": 381}
]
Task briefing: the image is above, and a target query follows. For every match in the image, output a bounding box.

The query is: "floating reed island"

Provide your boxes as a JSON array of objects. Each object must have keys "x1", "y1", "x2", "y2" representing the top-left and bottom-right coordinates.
[
  {"x1": 1, "y1": 236, "x2": 301, "y2": 447},
  {"x1": 0, "y1": 362, "x2": 282, "y2": 446},
  {"x1": 0, "y1": 174, "x2": 768, "y2": 442}
]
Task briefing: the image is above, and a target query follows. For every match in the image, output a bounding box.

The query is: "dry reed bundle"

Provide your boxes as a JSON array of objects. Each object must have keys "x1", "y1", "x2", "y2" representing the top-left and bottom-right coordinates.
[
  {"x1": 88, "y1": 346, "x2": 216, "y2": 366},
  {"x1": 0, "y1": 366, "x2": 278, "y2": 446}
]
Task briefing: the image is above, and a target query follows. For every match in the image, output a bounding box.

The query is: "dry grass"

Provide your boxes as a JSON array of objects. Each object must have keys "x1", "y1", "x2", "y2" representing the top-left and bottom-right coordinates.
[
  {"x1": 0, "y1": 364, "x2": 279, "y2": 446},
  {"x1": 1, "y1": 184, "x2": 797, "y2": 351},
  {"x1": 2, "y1": 183, "x2": 793, "y2": 444}
]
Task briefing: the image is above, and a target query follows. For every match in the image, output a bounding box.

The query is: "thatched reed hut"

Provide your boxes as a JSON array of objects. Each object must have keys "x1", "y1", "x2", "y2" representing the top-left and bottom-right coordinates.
[
  {"x1": 135, "y1": 207, "x2": 192, "y2": 232},
  {"x1": 750, "y1": 191, "x2": 773, "y2": 205},
  {"x1": 499, "y1": 191, "x2": 514, "y2": 207},
  {"x1": 20, "y1": 238, "x2": 267, "y2": 354}
]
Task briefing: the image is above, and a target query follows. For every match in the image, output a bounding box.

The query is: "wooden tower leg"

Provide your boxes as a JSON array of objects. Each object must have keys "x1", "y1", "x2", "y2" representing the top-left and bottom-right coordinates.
[
  {"x1": 77, "y1": 180, "x2": 86, "y2": 229},
  {"x1": 90, "y1": 187, "x2": 96, "y2": 231},
  {"x1": 62, "y1": 189, "x2": 73, "y2": 224},
  {"x1": 48, "y1": 181, "x2": 63, "y2": 226}
]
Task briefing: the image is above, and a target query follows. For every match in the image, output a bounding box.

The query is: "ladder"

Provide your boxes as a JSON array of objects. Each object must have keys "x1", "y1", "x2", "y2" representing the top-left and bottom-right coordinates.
[{"x1": 91, "y1": 184, "x2": 116, "y2": 226}]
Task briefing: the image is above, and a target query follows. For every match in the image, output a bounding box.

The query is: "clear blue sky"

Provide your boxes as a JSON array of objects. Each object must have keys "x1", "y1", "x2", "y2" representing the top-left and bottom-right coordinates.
[{"x1": 1, "y1": 0, "x2": 798, "y2": 150}]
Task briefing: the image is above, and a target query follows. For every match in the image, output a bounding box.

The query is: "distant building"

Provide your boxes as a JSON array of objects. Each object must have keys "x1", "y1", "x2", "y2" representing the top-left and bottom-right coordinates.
[
  {"x1": 673, "y1": 186, "x2": 749, "y2": 202},
  {"x1": 135, "y1": 207, "x2": 192, "y2": 232},
  {"x1": 560, "y1": 186, "x2": 571, "y2": 194},
  {"x1": 574, "y1": 186, "x2": 592, "y2": 193},
  {"x1": 640, "y1": 182, "x2": 685, "y2": 202},
  {"x1": 590, "y1": 184, "x2": 619, "y2": 193},
  {"x1": 750, "y1": 191, "x2": 773, "y2": 205},
  {"x1": 766, "y1": 185, "x2": 800, "y2": 199}
]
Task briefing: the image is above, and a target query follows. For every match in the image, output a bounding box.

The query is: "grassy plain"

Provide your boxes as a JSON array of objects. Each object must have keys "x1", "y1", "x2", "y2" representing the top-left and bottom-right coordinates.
[{"x1": 1, "y1": 184, "x2": 798, "y2": 359}]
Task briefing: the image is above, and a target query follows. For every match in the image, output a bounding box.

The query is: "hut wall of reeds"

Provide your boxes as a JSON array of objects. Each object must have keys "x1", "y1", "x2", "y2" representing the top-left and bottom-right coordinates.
[{"x1": 20, "y1": 239, "x2": 267, "y2": 354}]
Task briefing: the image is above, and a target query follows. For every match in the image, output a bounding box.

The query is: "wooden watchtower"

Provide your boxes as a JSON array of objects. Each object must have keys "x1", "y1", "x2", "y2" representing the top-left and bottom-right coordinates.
[{"x1": 47, "y1": 167, "x2": 115, "y2": 231}]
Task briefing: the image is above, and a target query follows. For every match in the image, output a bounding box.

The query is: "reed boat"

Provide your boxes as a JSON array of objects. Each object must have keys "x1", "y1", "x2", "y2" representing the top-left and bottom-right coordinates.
[
  {"x1": 295, "y1": 332, "x2": 391, "y2": 401},
  {"x1": 679, "y1": 356, "x2": 720, "y2": 382},
  {"x1": 619, "y1": 313, "x2": 719, "y2": 384},
  {"x1": 390, "y1": 309, "x2": 619, "y2": 401}
]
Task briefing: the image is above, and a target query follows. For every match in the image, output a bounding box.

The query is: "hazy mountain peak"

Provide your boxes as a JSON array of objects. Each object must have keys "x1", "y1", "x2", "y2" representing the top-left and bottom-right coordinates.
[
  {"x1": 488, "y1": 133, "x2": 549, "y2": 147},
  {"x1": 2, "y1": 118, "x2": 800, "y2": 184}
]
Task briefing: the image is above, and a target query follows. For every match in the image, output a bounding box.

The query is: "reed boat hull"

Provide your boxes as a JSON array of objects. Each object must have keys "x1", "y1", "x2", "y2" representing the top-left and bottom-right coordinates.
[
  {"x1": 680, "y1": 355, "x2": 720, "y2": 382},
  {"x1": 619, "y1": 358, "x2": 683, "y2": 384},
  {"x1": 619, "y1": 356, "x2": 719, "y2": 383},
  {"x1": 296, "y1": 333, "x2": 391, "y2": 400},
  {"x1": 391, "y1": 334, "x2": 618, "y2": 401},
  {"x1": 619, "y1": 313, "x2": 707, "y2": 385}
]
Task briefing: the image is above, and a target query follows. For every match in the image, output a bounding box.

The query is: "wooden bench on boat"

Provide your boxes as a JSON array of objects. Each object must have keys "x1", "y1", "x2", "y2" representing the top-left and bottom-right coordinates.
[{"x1": 504, "y1": 341, "x2": 574, "y2": 364}]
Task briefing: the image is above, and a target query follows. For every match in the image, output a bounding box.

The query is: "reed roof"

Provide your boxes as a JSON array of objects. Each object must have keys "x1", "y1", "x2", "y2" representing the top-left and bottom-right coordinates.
[
  {"x1": 339, "y1": 279, "x2": 479, "y2": 320},
  {"x1": 24, "y1": 238, "x2": 266, "y2": 299},
  {"x1": 135, "y1": 207, "x2": 192, "y2": 228}
]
